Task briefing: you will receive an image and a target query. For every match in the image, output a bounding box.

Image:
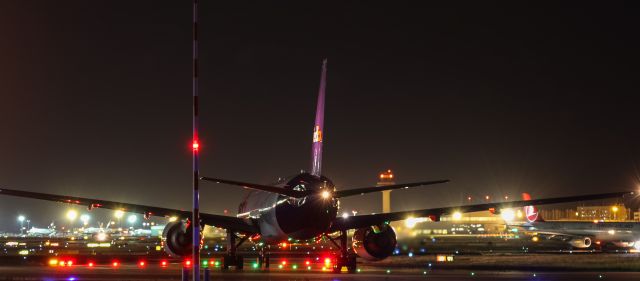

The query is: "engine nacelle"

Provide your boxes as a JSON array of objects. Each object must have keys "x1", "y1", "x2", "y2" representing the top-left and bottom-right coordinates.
[
  {"x1": 568, "y1": 237, "x2": 592, "y2": 248},
  {"x1": 162, "y1": 221, "x2": 193, "y2": 257},
  {"x1": 352, "y1": 225, "x2": 397, "y2": 261}
]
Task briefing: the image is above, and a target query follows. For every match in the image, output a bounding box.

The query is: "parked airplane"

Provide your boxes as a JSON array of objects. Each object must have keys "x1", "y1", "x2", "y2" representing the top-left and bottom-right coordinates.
[
  {"x1": 515, "y1": 193, "x2": 640, "y2": 250},
  {"x1": 0, "y1": 60, "x2": 631, "y2": 273},
  {"x1": 26, "y1": 227, "x2": 55, "y2": 237}
]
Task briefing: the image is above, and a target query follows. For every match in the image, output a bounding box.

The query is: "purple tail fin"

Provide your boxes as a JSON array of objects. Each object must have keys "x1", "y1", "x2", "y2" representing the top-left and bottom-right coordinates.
[{"x1": 310, "y1": 59, "x2": 327, "y2": 177}]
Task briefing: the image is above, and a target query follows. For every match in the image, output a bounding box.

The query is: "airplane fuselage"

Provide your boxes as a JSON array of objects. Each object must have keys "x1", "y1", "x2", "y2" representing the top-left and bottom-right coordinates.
[{"x1": 237, "y1": 173, "x2": 338, "y2": 244}]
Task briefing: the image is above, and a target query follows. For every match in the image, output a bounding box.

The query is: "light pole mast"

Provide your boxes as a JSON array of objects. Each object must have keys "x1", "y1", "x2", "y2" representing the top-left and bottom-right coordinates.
[{"x1": 192, "y1": 0, "x2": 201, "y2": 279}]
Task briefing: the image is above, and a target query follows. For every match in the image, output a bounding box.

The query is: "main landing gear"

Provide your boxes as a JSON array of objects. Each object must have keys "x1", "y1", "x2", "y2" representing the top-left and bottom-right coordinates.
[
  {"x1": 222, "y1": 229, "x2": 248, "y2": 270},
  {"x1": 326, "y1": 230, "x2": 357, "y2": 273}
]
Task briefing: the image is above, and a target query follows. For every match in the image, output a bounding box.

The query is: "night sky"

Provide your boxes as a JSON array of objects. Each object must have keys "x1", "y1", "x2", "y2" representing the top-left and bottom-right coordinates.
[{"x1": 0, "y1": 2, "x2": 639, "y2": 230}]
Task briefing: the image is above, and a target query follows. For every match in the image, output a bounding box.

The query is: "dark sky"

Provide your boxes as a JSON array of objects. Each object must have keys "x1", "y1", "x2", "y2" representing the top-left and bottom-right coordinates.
[{"x1": 0, "y1": 2, "x2": 639, "y2": 230}]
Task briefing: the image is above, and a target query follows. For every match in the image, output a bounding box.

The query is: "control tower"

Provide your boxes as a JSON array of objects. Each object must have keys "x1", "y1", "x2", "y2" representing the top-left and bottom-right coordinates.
[{"x1": 377, "y1": 169, "x2": 395, "y2": 213}]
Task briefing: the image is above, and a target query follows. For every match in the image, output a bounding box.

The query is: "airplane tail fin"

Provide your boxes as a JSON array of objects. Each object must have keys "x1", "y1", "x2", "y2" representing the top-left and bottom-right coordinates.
[
  {"x1": 310, "y1": 59, "x2": 327, "y2": 177},
  {"x1": 522, "y1": 193, "x2": 544, "y2": 222}
]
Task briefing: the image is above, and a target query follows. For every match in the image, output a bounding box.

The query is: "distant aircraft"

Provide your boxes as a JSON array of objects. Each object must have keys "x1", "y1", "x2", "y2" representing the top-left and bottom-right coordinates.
[
  {"x1": 26, "y1": 227, "x2": 55, "y2": 236},
  {"x1": 513, "y1": 193, "x2": 640, "y2": 250},
  {"x1": 0, "y1": 60, "x2": 631, "y2": 273}
]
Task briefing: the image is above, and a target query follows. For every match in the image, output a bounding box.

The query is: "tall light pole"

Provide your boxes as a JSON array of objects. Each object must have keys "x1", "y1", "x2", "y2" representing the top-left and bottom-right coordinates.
[{"x1": 192, "y1": 0, "x2": 201, "y2": 279}]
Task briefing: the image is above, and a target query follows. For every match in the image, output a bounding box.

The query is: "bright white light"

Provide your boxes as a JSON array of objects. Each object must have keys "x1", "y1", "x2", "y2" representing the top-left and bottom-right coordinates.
[
  {"x1": 405, "y1": 217, "x2": 428, "y2": 228},
  {"x1": 114, "y1": 210, "x2": 124, "y2": 219},
  {"x1": 17, "y1": 215, "x2": 25, "y2": 222},
  {"x1": 452, "y1": 212, "x2": 463, "y2": 221},
  {"x1": 342, "y1": 213, "x2": 349, "y2": 219},
  {"x1": 127, "y1": 215, "x2": 137, "y2": 224},
  {"x1": 634, "y1": 241, "x2": 640, "y2": 250},
  {"x1": 608, "y1": 229, "x2": 615, "y2": 235},
  {"x1": 168, "y1": 216, "x2": 178, "y2": 222},
  {"x1": 321, "y1": 190, "x2": 330, "y2": 199},
  {"x1": 501, "y1": 209, "x2": 516, "y2": 222},
  {"x1": 66, "y1": 210, "x2": 78, "y2": 221},
  {"x1": 96, "y1": 232, "x2": 107, "y2": 241},
  {"x1": 80, "y1": 214, "x2": 90, "y2": 225}
]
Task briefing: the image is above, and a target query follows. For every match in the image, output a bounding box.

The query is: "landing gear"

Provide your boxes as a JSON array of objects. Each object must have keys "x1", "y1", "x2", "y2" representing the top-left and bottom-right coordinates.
[
  {"x1": 327, "y1": 229, "x2": 358, "y2": 274},
  {"x1": 221, "y1": 229, "x2": 248, "y2": 270}
]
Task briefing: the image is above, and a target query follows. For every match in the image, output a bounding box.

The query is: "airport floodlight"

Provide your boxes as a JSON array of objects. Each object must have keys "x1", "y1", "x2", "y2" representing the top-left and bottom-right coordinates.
[
  {"x1": 66, "y1": 210, "x2": 78, "y2": 221},
  {"x1": 114, "y1": 210, "x2": 124, "y2": 219},
  {"x1": 168, "y1": 216, "x2": 178, "y2": 222},
  {"x1": 80, "y1": 214, "x2": 90, "y2": 225},
  {"x1": 127, "y1": 214, "x2": 137, "y2": 224},
  {"x1": 17, "y1": 215, "x2": 25, "y2": 222},
  {"x1": 611, "y1": 206, "x2": 619, "y2": 212},
  {"x1": 342, "y1": 212, "x2": 349, "y2": 219}
]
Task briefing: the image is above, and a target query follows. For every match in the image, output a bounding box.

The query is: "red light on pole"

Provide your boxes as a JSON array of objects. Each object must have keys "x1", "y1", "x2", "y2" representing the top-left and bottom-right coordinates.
[
  {"x1": 161, "y1": 260, "x2": 168, "y2": 267},
  {"x1": 192, "y1": 140, "x2": 200, "y2": 151}
]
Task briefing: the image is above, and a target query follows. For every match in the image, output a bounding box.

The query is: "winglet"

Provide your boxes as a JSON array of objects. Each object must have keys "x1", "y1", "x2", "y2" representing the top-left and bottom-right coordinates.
[{"x1": 310, "y1": 59, "x2": 327, "y2": 177}]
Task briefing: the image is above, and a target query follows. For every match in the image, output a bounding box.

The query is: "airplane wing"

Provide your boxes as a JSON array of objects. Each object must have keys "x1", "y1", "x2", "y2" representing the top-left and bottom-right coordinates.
[
  {"x1": 329, "y1": 191, "x2": 632, "y2": 231},
  {"x1": 200, "y1": 177, "x2": 312, "y2": 198},
  {"x1": 333, "y1": 180, "x2": 449, "y2": 198},
  {"x1": 0, "y1": 187, "x2": 258, "y2": 233},
  {"x1": 201, "y1": 176, "x2": 450, "y2": 198}
]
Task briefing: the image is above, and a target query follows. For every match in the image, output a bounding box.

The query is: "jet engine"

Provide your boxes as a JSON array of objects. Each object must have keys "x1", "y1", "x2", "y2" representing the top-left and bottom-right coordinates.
[
  {"x1": 568, "y1": 237, "x2": 592, "y2": 248},
  {"x1": 352, "y1": 224, "x2": 397, "y2": 261},
  {"x1": 162, "y1": 221, "x2": 193, "y2": 257}
]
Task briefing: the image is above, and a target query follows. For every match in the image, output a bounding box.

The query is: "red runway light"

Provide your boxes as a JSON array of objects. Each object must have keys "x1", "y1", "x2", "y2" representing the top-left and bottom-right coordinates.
[
  {"x1": 112, "y1": 261, "x2": 119, "y2": 267},
  {"x1": 192, "y1": 141, "x2": 199, "y2": 151},
  {"x1": 138, "y1": 261, "x2": 146, "y2": 267},
  {"x1": 281, "y1": 260, "x2": 287, "y2": 265},
  {"x1": 305, "y1": 260, "x2": 311, "y2": 265},
  {"x1": 66, "y1": 260, "x2": 73, "y2": 266},
  {"x1": 184, "y1": 259, "x2": 192, "y2": 267},
  {"x1": 161, "y1": 260, "x2": 168, "y2": 267},
  {"x1": 88, "y1": 261, "x2": 94, "y2": 267}
]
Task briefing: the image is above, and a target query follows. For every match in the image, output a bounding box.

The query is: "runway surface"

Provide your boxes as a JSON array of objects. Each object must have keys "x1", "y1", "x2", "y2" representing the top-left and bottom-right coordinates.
[{"x1": 1, "y1": 264, "x2": 639, "y2": 281}]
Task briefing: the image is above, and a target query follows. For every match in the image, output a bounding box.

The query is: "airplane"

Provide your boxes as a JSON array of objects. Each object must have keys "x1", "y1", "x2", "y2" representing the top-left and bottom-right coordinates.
[
  {"x1": 26, "y1": 227, "x2": 56, "y2": 237},
  {"x1": 0, "y1": 59, "x2": 632, "y2": 273},
  {"x1": 514, "y1": 193, "x2": 640, "y2": 251}
]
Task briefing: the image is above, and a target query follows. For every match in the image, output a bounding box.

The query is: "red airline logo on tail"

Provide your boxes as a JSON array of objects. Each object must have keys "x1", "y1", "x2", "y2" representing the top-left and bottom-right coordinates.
[{"x1": 522, "y1": 193, "x2": 540, "y2": 223}]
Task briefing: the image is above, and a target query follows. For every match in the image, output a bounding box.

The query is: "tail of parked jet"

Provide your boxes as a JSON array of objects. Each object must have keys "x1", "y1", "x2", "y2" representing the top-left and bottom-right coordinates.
[
  {"x1": 310, "y1": 59, "x2": 327, "y2": 177},
  {"x1": 522, "y1": 193, "x2": 544, "y2": 223}
]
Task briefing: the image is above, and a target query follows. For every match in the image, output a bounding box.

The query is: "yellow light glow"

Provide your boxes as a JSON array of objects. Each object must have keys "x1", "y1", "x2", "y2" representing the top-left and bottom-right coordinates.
[
  {"x1": 612, "y1": 206, "x2": 619, "y2": 212},
  {"x1": 66, "y1": 210, "x2": 78, "y2": 221},
  {"x1": 608, "y1": 230, "x2": 615, "y2": 235},
  {"x1": 321, "y1": 190, "x2": 330, "y2": 199},
  {"x1": 169, "y1": 216, "x2": 178, "y2": 222},
  {"x1": 516, "y1": 209, "x2": 523, "y2": 218},
  {"x1": 452, "y1": 212, "x2": 462, "y2": 221},
  {"x1": 532, "y1": 236, "x2": 539, "y2": 242},
  {"x1": 114, "y1": 210, "x2": 124, "y2": 219}
]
